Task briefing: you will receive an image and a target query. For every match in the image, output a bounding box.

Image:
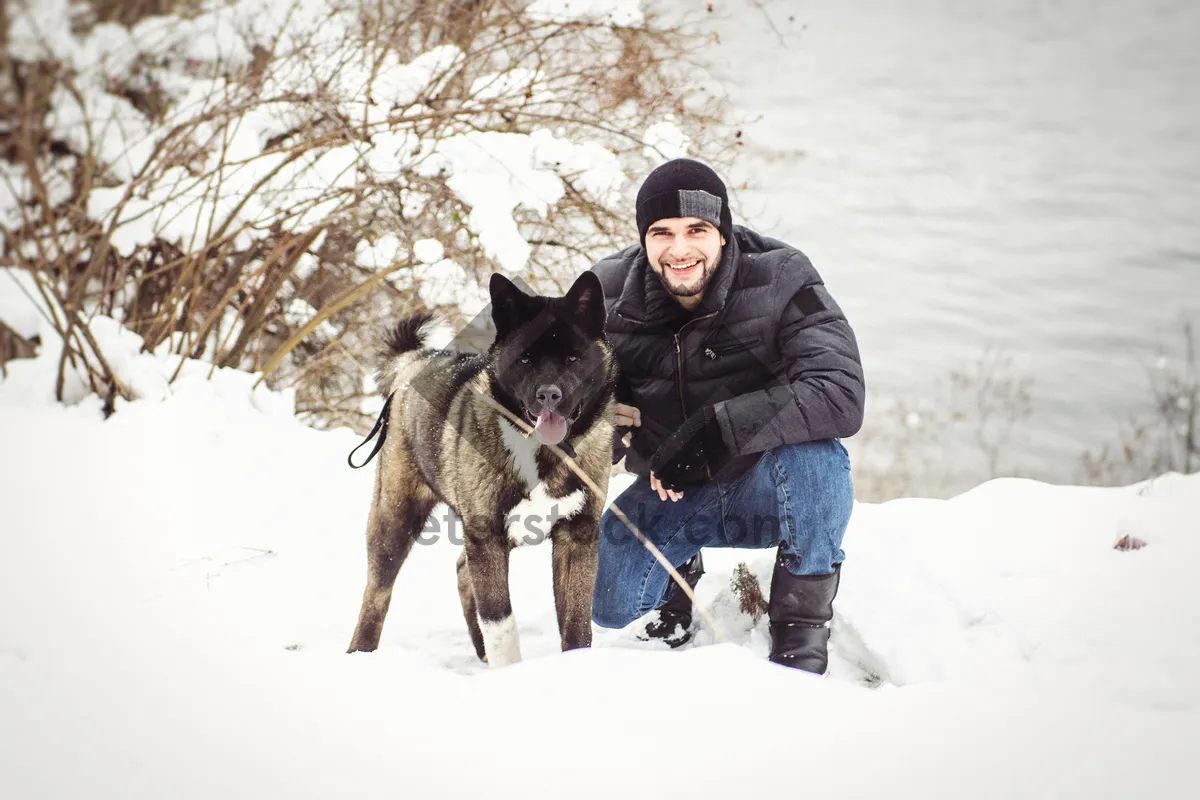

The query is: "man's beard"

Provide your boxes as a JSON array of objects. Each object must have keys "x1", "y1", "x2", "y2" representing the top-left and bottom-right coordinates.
[{"x1": 655, "y1": 248, "x2": 721, "y2": 298}]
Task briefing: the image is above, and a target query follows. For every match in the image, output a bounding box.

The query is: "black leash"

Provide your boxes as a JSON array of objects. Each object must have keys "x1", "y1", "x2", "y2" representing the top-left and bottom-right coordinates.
[{"x1": 347, "y1": 393, "x2": 394, "y2": 469}]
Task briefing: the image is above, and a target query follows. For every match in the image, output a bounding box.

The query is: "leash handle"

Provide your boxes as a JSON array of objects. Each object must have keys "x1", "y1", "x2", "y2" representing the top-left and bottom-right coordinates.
[{"x1": 347, "y1": 393, "x2": 394, "y2": 469}]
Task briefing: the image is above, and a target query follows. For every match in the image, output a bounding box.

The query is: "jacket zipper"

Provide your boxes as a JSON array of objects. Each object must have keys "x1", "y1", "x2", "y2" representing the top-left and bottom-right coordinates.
[
  {"x1": 704, "y1": 335, "x2": 762, "y2": 359},
  {"x1": 673, "y1": 310, "x2": 718, "y2": 419},
  {"x1": 674, "y1": 333, "x2": 686, "y2": 418},
  {"x1": 676, "y1": 310, "x2": 719, "y2": 480}
]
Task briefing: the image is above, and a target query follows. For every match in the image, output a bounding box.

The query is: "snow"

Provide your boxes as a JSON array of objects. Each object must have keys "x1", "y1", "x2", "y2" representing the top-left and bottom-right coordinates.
[
  {"x1": 421, "y1": 130, "x2": 627, "y2": 272},
  {"x1": 413, "y1": 259, "x2": 488, "y2": 316},
  {"x1": 283, "y1": 299, "x2": 339, "y2": 340},
  {"x1": 2, "y1": 314, "x2": 1199, "y2": 798},
  {"x1": 47, "y1": 74, "x2": 157, "y2": 183},
  {"x1": 525, "y1": 0, "x2": 645, "y2": 27},
  {"x1": 1, "y1": 159, "x2": 75, "y2": 224},
  {"x1": 412, "y1": 238, "x2": 445, "y2": 264},
  {"x1": 10, "y1": 0, "x2": 626, "y2": 276},
  {"x1": 5, "y1": 0, "x2": 75, "y2": 63},
  {"x1": 643, "y1": 119, "x2": 691, "y2": 161},
  {"x1": 470, "y1": 68, "x2": 541, "y2": 102},
  {"x1": 6, "y1": 0, "x2": 633, "y2": 279},
  {"x1": 0, "y1": 268, "x2": 47, "y2": 339},
  {"x1": 355, "y1": 234, "x2": 407, "y2": 271}
]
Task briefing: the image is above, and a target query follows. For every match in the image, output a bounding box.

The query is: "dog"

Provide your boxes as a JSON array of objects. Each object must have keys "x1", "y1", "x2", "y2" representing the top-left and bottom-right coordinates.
[{"x1": 348, "y1": 271, "x2": 617, "y2": 667}]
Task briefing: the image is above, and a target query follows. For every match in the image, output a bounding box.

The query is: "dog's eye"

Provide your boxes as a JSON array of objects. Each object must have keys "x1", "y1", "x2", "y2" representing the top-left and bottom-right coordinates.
[
  {"x1": 565, "y1": 355, "x2": 578, "y2": 363},
  {"x1": 518, "y1": 356, "x2": 531, "y2": 364}
]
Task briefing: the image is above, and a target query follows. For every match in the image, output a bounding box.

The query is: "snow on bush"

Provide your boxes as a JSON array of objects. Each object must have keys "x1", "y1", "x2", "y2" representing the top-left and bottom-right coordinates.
[{"x1": 0, "y1": 0, "x2": 727, "y2": 427}]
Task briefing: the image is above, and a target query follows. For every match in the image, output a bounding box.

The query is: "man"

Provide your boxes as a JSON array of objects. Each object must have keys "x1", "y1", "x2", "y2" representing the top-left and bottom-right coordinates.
[{"x1": 589, "y1": 158, "x2": 864, "y2": 674}]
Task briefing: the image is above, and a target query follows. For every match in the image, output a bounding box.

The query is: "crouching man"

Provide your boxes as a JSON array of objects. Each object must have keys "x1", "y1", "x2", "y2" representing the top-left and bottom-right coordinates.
[{"x1": 590, "y1": 158, "x2": 864, "y2": 674}]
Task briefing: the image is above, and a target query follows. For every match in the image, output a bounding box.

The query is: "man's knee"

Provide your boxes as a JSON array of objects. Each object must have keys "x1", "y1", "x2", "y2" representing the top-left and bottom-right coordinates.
[
  {"x1": 592, "y1": 510, "x2": 647, "y2": 629},
  {"x1": 592, "y1": 589, "x2": 638, "y2": 629},
  {"x1": 774, "y1": 440, "x2": 852, "y2": 495},
  {"x1": 592, "y1": 556, "x2": 643, "y2": 628}
]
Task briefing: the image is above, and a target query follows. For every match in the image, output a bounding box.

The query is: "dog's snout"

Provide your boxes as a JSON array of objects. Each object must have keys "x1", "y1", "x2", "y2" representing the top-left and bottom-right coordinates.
[{"x1": 536, "y1": 384, "x2": 563, "y2": 409}]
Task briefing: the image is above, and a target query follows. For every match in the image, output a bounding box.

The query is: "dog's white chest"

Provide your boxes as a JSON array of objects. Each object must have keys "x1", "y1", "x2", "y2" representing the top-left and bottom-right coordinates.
[
  {"x1": 497, "y1": 418, "x2": 585, "y2": 545},
  {"x1": 498, "y1": 418, "x2": 542, "y2": 486},
  {"x1": 506, "y1": 484, "x2": 586, "y2": 546}
]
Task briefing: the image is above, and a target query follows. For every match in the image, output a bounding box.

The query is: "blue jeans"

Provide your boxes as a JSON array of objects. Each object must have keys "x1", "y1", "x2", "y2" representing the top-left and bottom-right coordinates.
[{"x1": 592, "y1": 439, "x2": 853, "y2": 629}]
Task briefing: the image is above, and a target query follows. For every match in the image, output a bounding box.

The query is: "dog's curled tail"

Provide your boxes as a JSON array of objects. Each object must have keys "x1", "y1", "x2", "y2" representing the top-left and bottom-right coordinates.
[{"x1": 375, "y1": 312, "x2": 454, "y2": 395}]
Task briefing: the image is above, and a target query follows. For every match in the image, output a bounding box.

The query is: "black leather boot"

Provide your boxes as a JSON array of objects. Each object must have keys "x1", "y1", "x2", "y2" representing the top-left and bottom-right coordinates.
[
  {"x1": 768, "y1": 551, "x2": 841, "y2": 674},
  {"x1": 640, "y1": 552, "x2": 704, "y2": 648}
]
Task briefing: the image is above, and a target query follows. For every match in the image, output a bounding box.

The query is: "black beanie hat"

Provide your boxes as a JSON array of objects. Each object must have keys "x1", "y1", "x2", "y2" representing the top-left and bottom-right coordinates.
[{"x1": 635, "y1": 158, "x2": 733, "y2": 246}]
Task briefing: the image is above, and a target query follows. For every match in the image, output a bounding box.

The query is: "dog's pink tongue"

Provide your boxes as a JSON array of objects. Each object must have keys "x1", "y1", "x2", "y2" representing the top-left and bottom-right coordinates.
[{"x1": 533, "y1": 411, "x2": 567, "y2": 445}]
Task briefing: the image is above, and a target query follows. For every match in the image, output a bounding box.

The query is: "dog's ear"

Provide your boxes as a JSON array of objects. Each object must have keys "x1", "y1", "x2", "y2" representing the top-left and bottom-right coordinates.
[
  {"x1": 490, "y1": 273, "x2": 533, "y2": 338},
  {"x1": 564, "y1": 271, "x2": 606, "y2": 339}
]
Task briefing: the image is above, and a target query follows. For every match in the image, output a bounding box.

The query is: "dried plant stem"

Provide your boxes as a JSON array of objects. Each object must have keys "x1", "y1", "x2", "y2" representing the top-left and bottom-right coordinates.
[{"x1": 253, "y1": 239, "x2": 403, "y2": 389}]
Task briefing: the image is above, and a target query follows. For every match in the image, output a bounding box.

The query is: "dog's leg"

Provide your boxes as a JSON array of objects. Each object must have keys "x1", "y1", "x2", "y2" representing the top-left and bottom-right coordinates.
[
  {"x1": 348, "y1": 478, "x2": 437, "y2": 653},
  {"x1": 551, "y1": 515, "x2": 600, "y2": 652},
  {"x1": 455, "y1": 550, "x2": 487, "y2": 662},
  {"x1": 464, "y1": 533, "x2": 521, "y2": 668}
]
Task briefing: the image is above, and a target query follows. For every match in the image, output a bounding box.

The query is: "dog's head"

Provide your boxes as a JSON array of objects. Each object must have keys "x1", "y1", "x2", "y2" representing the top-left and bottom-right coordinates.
[{"x1": 488, "y1": 271, "x2": 610, "y2": 446}]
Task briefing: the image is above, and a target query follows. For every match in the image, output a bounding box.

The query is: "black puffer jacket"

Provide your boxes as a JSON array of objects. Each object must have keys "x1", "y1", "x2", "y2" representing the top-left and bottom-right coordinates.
[{"x1": 591, "y1": 225, "x2": 865, "y2": 480}]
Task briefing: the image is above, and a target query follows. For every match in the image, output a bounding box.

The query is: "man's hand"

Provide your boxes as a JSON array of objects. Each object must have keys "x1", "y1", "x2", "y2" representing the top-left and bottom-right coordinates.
[
  {"x1": 611, "y1": 403, "x2": 641, "y2": 466},
  {"x1": 650, "y1": 471, "x2": 685, "y2": 503},
  {"x1": 650, "y1": 406, "x2": 730, "y2": 494},
  {"x1": 614, "y1": 402, "x2": 641, "y2": 429}
]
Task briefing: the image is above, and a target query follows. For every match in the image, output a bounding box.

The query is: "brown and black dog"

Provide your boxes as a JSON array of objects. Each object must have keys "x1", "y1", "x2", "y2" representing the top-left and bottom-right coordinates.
[{"x1": 348, "y1": 272, "x2": 617, "y2": 667}]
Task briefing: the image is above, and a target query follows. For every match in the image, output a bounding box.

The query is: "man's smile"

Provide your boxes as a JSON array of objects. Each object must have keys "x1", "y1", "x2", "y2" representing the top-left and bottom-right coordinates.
[{"x1": 663, "y1": 258, "x2": 702, "y2": 277}]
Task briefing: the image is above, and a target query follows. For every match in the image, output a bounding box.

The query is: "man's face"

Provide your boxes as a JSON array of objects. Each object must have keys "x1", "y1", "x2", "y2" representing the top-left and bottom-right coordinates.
[{"x1": 644, "y1": 217, "x2": 725, "y2": 301}]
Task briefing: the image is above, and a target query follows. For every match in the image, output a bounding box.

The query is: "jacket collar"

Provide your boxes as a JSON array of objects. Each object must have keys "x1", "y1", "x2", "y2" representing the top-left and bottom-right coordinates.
[{"x1": 611, "y1": 230, "x2": 742, "y2": 325}]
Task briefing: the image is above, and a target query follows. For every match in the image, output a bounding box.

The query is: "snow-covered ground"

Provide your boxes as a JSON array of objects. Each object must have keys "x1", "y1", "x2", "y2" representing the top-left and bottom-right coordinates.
[{"x1": 2, "y1": 318, "x2": 1198, "y2": 798}]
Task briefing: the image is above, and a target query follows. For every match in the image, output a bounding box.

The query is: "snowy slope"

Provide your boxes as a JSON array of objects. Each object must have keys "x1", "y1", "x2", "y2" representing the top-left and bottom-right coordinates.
[{"x1": 1, "y1": 321, "x2": 1198, "y2": 798}]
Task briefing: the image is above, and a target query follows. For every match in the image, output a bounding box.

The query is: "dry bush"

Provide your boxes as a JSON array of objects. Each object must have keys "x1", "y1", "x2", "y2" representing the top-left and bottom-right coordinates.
[
  {"x1": 948, "y1": 348, "x2": 1034, "y2": 477},
  {"x1": 851, "y1": 324, "x2": 1197, "y2": 502},
  {"x1": 730, "y1": 562, "x2": 767, "y2": 624},
  {"x1": 0, "y1": 321, "x2": 38, "y2": 374},
  {"x1": 851, "y1": 348, "x2": 1034, "y2": 501},
  {"x1": 1, "y1": 0, "x2": 731, "y2": 426},
  {"x1": 1080, "y1": 319, "x2": 1198, "y2": 484},
  {"x1": 82, "y1": 1, "x2": 205, "y2": 29}
]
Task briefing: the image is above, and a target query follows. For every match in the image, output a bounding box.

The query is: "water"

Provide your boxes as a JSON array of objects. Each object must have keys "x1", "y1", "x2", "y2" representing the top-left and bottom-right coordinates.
[{"x1": 670, "y1": 0, "x2": 1200, "y2": 495}]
